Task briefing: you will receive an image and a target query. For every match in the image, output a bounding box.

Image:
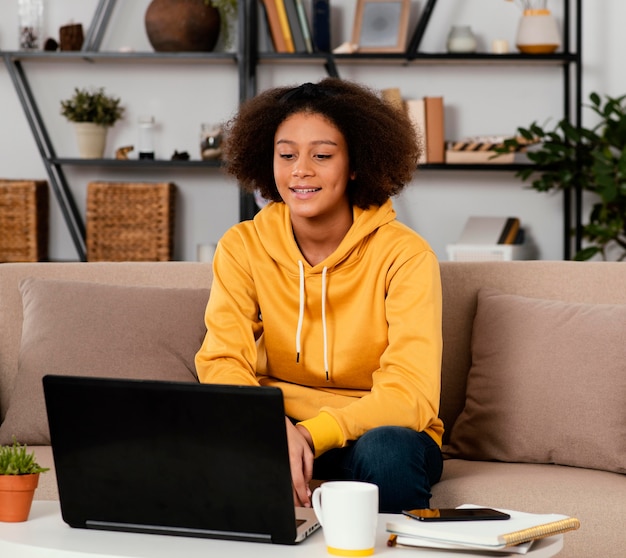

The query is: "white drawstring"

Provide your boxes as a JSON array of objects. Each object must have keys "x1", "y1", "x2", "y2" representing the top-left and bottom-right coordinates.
[
  {"x1": 296, "y1": 260, "x2": 305, "y2": 363},
  {"x1": 295, "y1": 261, "x2": 330, "y2": 381},
  {"x1": 321, "y1": 266, "x2": 329, "y2": 380}
]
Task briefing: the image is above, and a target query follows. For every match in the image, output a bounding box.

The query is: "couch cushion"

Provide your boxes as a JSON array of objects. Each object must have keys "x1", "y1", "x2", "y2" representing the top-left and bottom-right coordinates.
[
  {"x1": 0, "y1": 278, "x2": 210, "y2": 445},
  {"x1": 446, "y1": 287, "x2": 626, "y2": 474}
]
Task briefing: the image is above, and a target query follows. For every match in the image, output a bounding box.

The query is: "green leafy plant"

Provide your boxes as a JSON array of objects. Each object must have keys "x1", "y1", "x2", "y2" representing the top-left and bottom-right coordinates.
[
  {"x1": 60, "y1": 87, "x2": 124, "y2": 127},
  {"x1": 206, "y1": 0, "x2": 238, "y2": 49},
  {"x1": 499, "y1": 92, "x2": 626, "y2": 261},
  {"x1": 0, "y1": 438, "x2": 49, "y2": 475}
]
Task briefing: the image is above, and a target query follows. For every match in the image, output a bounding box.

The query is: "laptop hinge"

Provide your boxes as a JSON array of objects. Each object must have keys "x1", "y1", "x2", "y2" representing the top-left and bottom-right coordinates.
[{"x1": 86, "y1": 520, "x2": 272, "y2": 542}]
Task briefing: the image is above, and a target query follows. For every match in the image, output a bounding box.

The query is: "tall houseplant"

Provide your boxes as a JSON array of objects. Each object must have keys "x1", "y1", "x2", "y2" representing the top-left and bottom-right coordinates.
[
  {"x1": 500, "y1": 92, "x2": 626, "y2": 261},
  {"x1": 0, "y1": 438, "x2": 49, "y2": 522},
  {"x1": 60, "y1": 87, "x2": 124, "y2": 158}
]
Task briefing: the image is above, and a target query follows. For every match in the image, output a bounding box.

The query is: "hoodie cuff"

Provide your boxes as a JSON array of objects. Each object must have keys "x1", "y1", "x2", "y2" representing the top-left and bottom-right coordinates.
[{"x1": 298, "y1": 412, "x2": 344, "y2": 457}]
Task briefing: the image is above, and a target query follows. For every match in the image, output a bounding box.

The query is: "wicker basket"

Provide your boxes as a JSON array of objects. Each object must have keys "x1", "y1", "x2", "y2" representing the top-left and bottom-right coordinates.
[
  {"x1": 0, "y1": 180, "x2": 49, "y2": 262},
  {"x1": 86, "y1": 182, "x2": 176, "y2": 262}
]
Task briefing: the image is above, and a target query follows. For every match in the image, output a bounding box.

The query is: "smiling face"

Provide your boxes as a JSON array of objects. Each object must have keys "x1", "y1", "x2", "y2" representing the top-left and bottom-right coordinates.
[{"x1": 273, "y1": 111, "x2": 354, "y2": 227}]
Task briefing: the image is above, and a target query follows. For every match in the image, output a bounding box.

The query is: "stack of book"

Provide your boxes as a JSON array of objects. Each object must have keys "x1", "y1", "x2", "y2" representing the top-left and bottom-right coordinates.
[
  {"x1": 259, "y1": 0, "x2": 316, "y2": 53},
  {"x1": 386, "y1": 505, "x2": 580, "y2": 554},
  {"x1": 382, "y1": 88, "x2": 445, "y2": 165}
]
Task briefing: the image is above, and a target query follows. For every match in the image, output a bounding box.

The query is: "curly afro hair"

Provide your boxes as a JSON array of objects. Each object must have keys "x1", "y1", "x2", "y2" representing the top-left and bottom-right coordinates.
[{"x1": 221, "y1": 78, "x2": 421, "y2": 209}]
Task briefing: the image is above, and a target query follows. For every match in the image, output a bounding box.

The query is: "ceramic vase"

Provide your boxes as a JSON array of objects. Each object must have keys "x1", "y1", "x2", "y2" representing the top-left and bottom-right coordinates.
[
  {"x1": 145, "y1": 0, "x2": 221, "y2": 52},
  {"x1": 515, "y1": 9, "x2": 561, "y2": 54},
  {"x1": 74, "y1": 122, "x2": 108, "y2": 159},
  {"x1": 446, "y1": 26, "x2": 477, "y2": 53},
  {"x1": 0, "y1": 473, "x2": 39, "y2": 522}
]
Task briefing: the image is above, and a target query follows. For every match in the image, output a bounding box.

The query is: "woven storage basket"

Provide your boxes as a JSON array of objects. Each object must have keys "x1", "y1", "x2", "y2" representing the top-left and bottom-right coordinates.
[
  {"x1": 86, "y1": 182, "x2": 175, "y2": 262},
  {"x1": 0, "y1": 180, "x2": 49, "y2": 262}
]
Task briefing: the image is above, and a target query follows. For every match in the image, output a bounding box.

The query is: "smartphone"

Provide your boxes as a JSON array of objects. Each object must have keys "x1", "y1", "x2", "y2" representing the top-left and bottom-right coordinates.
[{"x1": 402, "y1": 508, "x2": 511, "y2": 522}]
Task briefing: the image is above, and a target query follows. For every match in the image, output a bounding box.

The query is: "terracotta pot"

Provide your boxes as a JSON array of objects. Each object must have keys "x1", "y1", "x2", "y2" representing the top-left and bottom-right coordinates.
[
  {"x1": 0, "y1": 473, "x2": 39, "y2": 522},
  {"x1": 145, "y1": 0, "x2": 221, "y2": 52},
  {"x1": 73, "y1": 122, "x2": 108, "y2": 159}
]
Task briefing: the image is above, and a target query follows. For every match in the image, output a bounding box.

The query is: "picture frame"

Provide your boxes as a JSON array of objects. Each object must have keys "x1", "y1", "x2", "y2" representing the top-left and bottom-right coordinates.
[{"x1": 351, "y1": 0, "x2": 410, "y2": 53}]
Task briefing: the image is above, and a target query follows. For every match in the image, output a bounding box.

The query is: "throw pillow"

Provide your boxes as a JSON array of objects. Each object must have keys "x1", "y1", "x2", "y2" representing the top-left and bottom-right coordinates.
[
  {"x1": 447, "y1": 287, "x2": 626, "y2": 475},
  {"x1": 0, "y1": 278, "x2": 210, "y2": 445}
]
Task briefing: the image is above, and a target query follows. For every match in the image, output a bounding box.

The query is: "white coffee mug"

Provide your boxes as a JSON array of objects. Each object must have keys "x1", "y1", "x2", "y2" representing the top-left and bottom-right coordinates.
[{"x1": 312, "y1": 481, "x2": 378, "y2": 556}]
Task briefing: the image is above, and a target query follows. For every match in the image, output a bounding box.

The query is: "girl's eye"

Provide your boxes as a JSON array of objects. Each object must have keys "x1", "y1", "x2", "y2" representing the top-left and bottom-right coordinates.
[
  {"x1": 279, "y1": 153, "x2": 295, "y2": 160},
  {"x1": 314, "y1": 154, "x2": 331, "y2": 160}
]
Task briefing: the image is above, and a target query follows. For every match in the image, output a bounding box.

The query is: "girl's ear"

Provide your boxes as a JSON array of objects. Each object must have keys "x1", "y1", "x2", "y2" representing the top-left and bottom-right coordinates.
[{"x1": 350, "y1": 171, "x2": 357, "y2": 181}]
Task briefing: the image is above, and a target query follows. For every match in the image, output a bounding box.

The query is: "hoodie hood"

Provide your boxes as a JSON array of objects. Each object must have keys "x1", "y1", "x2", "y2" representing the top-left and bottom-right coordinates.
[
  {"x1": 252, "y1": 200, "x2": 397, "y2": 380},
  {"x1": 253, "y1": 199, "x2": 397, "y2": 273}
]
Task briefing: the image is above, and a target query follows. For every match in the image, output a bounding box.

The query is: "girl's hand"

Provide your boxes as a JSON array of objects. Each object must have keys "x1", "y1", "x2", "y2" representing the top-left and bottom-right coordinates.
[{"x1": 285, "y1": 417, "x2": 314, "y2": 507}]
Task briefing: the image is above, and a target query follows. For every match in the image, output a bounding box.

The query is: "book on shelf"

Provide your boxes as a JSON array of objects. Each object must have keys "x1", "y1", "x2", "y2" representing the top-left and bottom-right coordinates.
[
  {"x1": 257, "y1": 1, "x2": 275, "y2": 52},
  {"x1": 274, "y1": 0, "x2": 295, "y2": 52},
  {"x1": 406, "y1": 0, "x2": 438, "y2": 59},
  {"x1": 283, "y1": 0, "x2": 307, "y2": 53},
  {"x1": 424, "y1": 96, "x2": 445, "y2": 163},
  {"x1": 260, "y1": 0, "x2": 289, "y2": 53},
  {"x1": 405, "y1": 98, "x2": 427, "y2": 165},
  {"x1": 294, "y1": 0, "x2": 313, "y2": 53},
  {"x1": 386, "y1": 505, "x2": 580, "y2": 553},
  {"x1": 459, "y1": 216, "x2": 522, "y2": 245},
  {"x1": 311, "y1": 0, "x2": 330, "y2": 52}
]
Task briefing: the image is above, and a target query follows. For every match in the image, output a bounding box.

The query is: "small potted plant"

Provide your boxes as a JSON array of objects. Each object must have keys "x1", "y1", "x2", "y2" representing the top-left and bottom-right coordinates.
[
  {"x1": 0, "y1": 438, "x2": 49, "y2": 522},
  {"x1": 60, "y1": 86, "x2": 125, "y2": 159}
]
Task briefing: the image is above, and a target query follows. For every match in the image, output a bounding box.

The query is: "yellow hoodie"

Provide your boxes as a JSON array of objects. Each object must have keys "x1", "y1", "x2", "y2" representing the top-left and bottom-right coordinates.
[{"x1": 195, "y1": 199, "x2": 443, "y2": 457}]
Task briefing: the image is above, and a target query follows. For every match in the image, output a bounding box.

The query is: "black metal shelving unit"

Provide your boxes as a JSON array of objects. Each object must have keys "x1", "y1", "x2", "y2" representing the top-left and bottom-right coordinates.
[
  {"x1": 2, "y1": 0, "x2": 245, "y2": 262},
  {"x1": 246, "y1": 0, "x2": 583, "y2": 259},
  {"x1": 3, "y1": 0, "x2": 582, "y2": 260}
]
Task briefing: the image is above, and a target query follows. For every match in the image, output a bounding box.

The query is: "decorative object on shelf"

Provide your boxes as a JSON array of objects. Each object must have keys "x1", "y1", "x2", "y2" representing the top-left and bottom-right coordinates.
[
  {"x1": 505, "y1": 0, "x2": 560, "y2": 53},
  {"x1": 44, "y1": 38, "x2": 58, "y2": 51},
  {"x1": 60, "y1": 87, "x2": 125, "y2": 159},
  {"x1": 352, "y1": 0, "x2": 410, "y2": 53},
  {"x1": 171, "y1": 150, "x2": 190, "y2": 160},
  {"x1": 115, "y1": 145, "x2": 134, "y2": 160},
  {"x1": 59, "y1": 23, "x2": 84, "y2": 51},
  {"x1": 0, "y1": 180, "x2": 48, "y2": 263},
  {"x1": 491, "y1": 38, "x2": 510, "y2": 53},
  {"x1": 498, "y1": 93, "x2": 626, "y2": 261},
  {"x1": 144, "y1": 0, "x2": 237, "y2": 52},
  {"x1": 0, "y1": 437, "x2": 49, "y2": 522},
  {"x1": 138, "y1": 116, "x2": 156, "y2": 160},
  {"x1": 200, "y1": 123, "x2": 223, "y2": 160},
  {"x1": 197, "y1": 242, "x2": 217, "y2": 262},
  {"x1": 446, "y1": 25, "x2": 477, "y2": 53},
  {"x1": 17, "y1": 0, "x2": 44, "y2": 50},
  {"x1": 86, "y1": 182, "x2": 176, "y2": 262}
]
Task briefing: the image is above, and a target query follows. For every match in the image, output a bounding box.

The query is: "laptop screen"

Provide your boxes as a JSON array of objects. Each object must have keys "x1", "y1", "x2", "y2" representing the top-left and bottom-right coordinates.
[{"x1": 43, "y1": 375, "x2": 300, "y2": 544}]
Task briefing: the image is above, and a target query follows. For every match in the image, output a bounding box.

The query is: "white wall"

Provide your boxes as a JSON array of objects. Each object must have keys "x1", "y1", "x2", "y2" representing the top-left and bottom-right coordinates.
[{"x1": 0, "y1": 1, "x2": 624, "y2": 262}]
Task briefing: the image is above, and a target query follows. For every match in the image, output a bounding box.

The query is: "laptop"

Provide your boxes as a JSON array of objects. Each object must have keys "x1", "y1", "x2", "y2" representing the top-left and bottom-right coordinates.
[{"x1": 42, "y1": 375, "x2": 320, "y2": 545}]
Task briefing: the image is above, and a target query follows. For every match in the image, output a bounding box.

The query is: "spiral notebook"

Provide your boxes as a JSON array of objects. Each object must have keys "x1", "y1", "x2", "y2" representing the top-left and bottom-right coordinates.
[{"x1": 386, "y1": 504, "x2": 580, "y2": 553}]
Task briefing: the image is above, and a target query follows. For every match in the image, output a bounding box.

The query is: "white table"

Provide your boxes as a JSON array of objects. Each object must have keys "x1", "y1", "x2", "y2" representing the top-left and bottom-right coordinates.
[{"x1": 0, "y1": 501, "x2": 563, "y2": 558}]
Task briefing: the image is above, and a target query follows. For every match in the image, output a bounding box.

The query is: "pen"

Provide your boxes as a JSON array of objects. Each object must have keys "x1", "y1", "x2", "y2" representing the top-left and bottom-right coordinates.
[{"x1": 387, "y1": 534, "x2": 398, "y2": 547}]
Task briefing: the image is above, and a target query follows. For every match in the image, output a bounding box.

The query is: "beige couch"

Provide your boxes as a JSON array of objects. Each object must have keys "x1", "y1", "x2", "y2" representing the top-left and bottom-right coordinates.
[{"x1": 0, "y1": 261, "x2": 625, "y2": 557}]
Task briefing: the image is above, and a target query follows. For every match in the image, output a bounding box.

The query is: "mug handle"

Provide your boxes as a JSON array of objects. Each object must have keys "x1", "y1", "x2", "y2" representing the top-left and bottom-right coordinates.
[{"x1": 312, "y1": 487, "x2": 324, "y2": 527}]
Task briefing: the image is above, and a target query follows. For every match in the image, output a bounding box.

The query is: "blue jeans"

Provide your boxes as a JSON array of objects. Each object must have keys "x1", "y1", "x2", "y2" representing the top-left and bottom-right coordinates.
[{"x1": 313, "y1": 427, "x2": 443, "y2": 513}]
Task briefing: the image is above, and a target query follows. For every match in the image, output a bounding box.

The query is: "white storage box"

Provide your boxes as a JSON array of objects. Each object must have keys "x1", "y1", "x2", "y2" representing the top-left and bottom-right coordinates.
[{"x1": 446, "y1": 243, "x2": 532, "y2": 262}]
